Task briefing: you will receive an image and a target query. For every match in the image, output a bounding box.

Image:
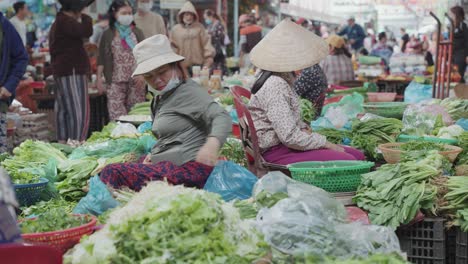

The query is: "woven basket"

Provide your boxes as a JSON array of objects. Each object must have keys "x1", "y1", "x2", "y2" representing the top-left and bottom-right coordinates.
[
  {"x1": 378, "y1": 143, "x2": 463, "y2": 164},
  {"x1": 21, "y1": 215, "x2": 97, "y2": 253},
  {"x1": 14, "y1": 178, "x2": 49, "y2": 207},
  {"x1": 288, "y1": 161, "x2": 374, "y2": 193}
]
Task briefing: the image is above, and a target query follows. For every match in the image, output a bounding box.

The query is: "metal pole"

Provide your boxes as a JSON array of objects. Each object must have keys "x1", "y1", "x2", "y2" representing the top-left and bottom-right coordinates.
[
  {"x1": 430, "y1": 11, "x2": 441, "y2": 98},
  {"x1": 217, "y1": 0, "x2": 222, "y2": 15},
  {"x1": 234, "y1": 0, "x2": 239, "y2": 57}
]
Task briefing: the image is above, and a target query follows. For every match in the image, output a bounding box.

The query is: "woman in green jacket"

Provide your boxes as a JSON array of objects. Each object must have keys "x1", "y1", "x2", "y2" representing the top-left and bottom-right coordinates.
[
  {"x1": 96, "y1": 0, "x2": 146, "y2": 120},
  {"x1": 100, "y1": 34, "x2": 232, "y2": 191}
]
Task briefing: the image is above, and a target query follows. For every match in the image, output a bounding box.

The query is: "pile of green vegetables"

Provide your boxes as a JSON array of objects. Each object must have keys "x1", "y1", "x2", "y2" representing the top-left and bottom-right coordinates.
[
  {"x1": 316, "y1": 128, "x2": 353, "y2": 145},
  {"x1": 1, "y1": 140, "x2": 68, "y2": 184},
  {"x1": 300, "y1": 98, "x2": 316, "y2": 124},
  {"x1": 432, "y1": 98, "x2": 468, "y2": 121},
  {"x1": 219, "y1": 138, "x2": 247, "y2": 168},
  {"x1": 456, "y1": 131, "x2": 468, "y2": 166},
  {"x1": 128, "y1": 101, "x2": 151, "y2": 116},
  {"x1": 234, "y1": 190, "x2": 289, "y2": 220},
  {"x1": 350, "y1": 118, "x2": 403, "y2": 160},
  {"x1": 87, "y1": 122, "x2": 117, "y2": 142},
  {"x1": 288, "y1": 253, "x2": 409, "y2": 264},
  {"x1": 443, "y1": 176, "x2": 468, "y2": 232},
  {"x1": 20, "y1": 208, "x2": 88, "y2": 233},
  {"x1": 218, "y1": 94, "x2": 234, "y2": 106},
  {"x1": 65, "y1": 182, "x2": 268, "y2": 264},
  {"x1": 355, "y1": 152, "x2": 444, "y2": 229},
  {"x1": 401, "y1": 141, "x2": 445, "y2": 152},
  {"x1": 20, "y1": 198, "x2": 77, "y2": 219}
]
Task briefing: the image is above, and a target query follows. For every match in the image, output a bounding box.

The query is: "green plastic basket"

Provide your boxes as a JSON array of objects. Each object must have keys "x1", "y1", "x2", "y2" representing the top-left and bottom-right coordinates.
[
  {"x1": 362, "y1": 102, "x2": 408, "y2": 119},
  {"x1": 397, "y1": 134, "x2": 459, "y2": 145},
  {"x1": 288, "y1": 161, "x2": 375, "y2": 193}
]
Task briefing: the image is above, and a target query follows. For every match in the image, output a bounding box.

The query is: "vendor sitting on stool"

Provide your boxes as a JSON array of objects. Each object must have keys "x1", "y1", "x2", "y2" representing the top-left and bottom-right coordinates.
[
  {"x1": 248, "y1": 19, "x2": 364, "y2": 165},
  {"x1": 100, "y1": 35, "x2": 232, "y2": 191}
]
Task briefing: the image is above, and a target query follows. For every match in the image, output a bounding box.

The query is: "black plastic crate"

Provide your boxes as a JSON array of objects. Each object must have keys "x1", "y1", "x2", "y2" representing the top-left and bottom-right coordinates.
[
  {"x1": 457, "y1": 228, "x2": 468, "y2": 264},
  {"x1": 448, "y1": 228, "x2": 457, "y2": 264},
  {"x1": 396, "y1": 217, "x2": 447, "y2": 264}
]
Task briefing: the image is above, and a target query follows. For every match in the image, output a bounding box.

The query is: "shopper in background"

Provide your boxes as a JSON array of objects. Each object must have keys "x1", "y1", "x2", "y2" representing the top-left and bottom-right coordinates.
[
  {"x1": 405, "y1": 35, "x2": 423, "y2": 55},
  {"x1": 134, "y1": 0, "x2": 166, "y2": 39},
  {"x1": 90, "y1": 14, "x2": 109, "y2": 46},
  {"x1": 239, "y1": 14, "x2": 262, "y2": 71},
  {"x1": 49, "y1": 0, "x2": 93, "y2": 143},
  {"x1": 97, "y1": 0, "x2": 146, "y2": 120},
  {"x1": 248, "y1": 20, "x2": 364, "y2": 166},
  {"x1": 10, "y1": 1, "x2": 29, "y2": 46},
  {"x1": 320, "y1": 35, "x2": 354, "y2": 85},
  {"x1": 363, "y1": 28, "x2": 375, "y2": 53},
  {"x1": 0, "y1": 169, "x2": 22, "y2": 244},
  {"x1": 371, "y1": 32, "x2": 393, "y2": 67},
  {"x1": 338, "y1": 16, "x2": 366, "y2": 52},
  {"x1": 100, "y1": 35, "x2": 231, "y2": 191},
  {"x1": 449, "y1": 5, "x2": 468, "y2": 83},
  {"x1": 204, "y1": 9, "x2": 226, "y2": 74},
  {"x1": 400, "y1": 28, "x2": 410, "y2": 53},
  {"x1": 171, "y1": 1, "x2": 214, "y2": 74},
  {"x1": 294, "y1": 64, "x2": 328, "y2": 115}
]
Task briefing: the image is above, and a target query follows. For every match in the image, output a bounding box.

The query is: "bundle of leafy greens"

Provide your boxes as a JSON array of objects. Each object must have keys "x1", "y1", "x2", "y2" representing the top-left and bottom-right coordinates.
[
  {"x1": 56, "y1": 157, "x2": 99, "y2": 201},
  {"x1": 354, "y1": 152, "x2": 444, "y2": 229},
  {"x1": 2, "y1": 140, "x2": 68, "y2": 184},
  {"x1": 401, "y1": 141, "x2": 445, "y2": 152},
  {"x1": 455, "y1": 208, "x2": 468, "y2": 232},
  {"x1": 300, "y1": 98, "x2": 316, "y2": 124},
  {"x1": 219, "y1": 138, "x2": 247, "y2": 168},
  {"x1": 87, "y1": 122, "x2": 117, "y2": 142},
  {"x1": 456, "y1": 131, "x2": 468, "y2": 166},
  {"x1": 433, "y1": 98, "x2": 468, "y2": 121},
  {"x1": 443, "y1": 176, "x2": 468, "y2": 232},
  {"x1": 128, "y1": 101, "x2": 151, "y2": 116},
  {"x1": 316, "y1": 128, "x2": 353, "y2": 145},
  {"x1": 20, "y1": 208, "x2": 88, "y2": 233},
  {"x1": 351, "y1": 118, "x2": 403, "y2": 160},
  {"x1": 20, "y1": 198, "x2": 77, "y2": 219},
  {"x1": 65, "y1": 182, "x2": 269, "y2": 264}
]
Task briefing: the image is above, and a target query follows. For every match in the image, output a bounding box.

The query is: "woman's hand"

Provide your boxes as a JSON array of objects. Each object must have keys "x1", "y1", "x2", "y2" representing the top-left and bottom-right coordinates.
[
  {"x1": 142, "y1": 154, "x2": 152, "y2": 165},
  {"x1": 301, "y1": 127, "x2": 312, "y2": 134},
  {"x1": 96, "y1": 78, "x2": 106, "y2": 95},
  {"x1": 325, "y1": 142, "x2": 345, "y2": 152},
  {"x1": 196, "y1": 137, "x2": 221, "y2": 167}
]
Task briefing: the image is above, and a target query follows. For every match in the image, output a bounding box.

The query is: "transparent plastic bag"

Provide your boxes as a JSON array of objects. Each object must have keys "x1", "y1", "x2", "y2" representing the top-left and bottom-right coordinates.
[
  {"x1": 69, "y1": 138, "x2": 147, "y2": 160},
  {"x1": 402, "y1": 103, "x2": 453, "y2": 136},
  {"x1": 137, "y1": 121, "x2": 153, "y2": 134},
  {"x1": 204, "y1": 161, "x2": 258, "y2": 201},
  {"x1": 111, "y1": 122, "x2": 139, "y2": 138},
  {"x1": 404, "y1": 81, "x2": 432, "y2": 103},
  {"x1": 321, "y1": 93, "x2": 364, "y2": 119},
  {"x1": 73, "y1": 176, "x2": 119, "y2": 216}
]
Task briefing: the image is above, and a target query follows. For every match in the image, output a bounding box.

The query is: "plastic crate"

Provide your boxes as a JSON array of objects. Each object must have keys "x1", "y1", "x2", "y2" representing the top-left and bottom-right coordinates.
[
  {"x1": 287, "y1": 161, "x2": 374, "y2": 193},
  {"x1": 396, "y1": 217, "x2": 451, "y2": 264},
  {"x1": 447, "y1": 228, "x2": 457, "y2": 264},
  {"x1": 457, "y1": 228, "x2": 467, "y2": 264}
]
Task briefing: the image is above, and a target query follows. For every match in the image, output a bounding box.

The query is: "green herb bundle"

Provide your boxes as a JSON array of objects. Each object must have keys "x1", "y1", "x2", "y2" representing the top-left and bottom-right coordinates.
[
  {"x1": 300, "y1": 98, "x2": 316, "y2": 125},
  {"x1": 316, "y1": 128, "x2": 353, "y2": 145},
  {"x1": 21, "y1": 208, "x2": 87, "y2": 233}
]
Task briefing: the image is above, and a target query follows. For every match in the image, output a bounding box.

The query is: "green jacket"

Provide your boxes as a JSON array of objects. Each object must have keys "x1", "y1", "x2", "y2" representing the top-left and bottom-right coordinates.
[
  {"x1": 151, "y1": 80, "x2": 232, "y2": 165},
  {"x1": 97, "y1": 27, "x2": 145, "y2": 84}
]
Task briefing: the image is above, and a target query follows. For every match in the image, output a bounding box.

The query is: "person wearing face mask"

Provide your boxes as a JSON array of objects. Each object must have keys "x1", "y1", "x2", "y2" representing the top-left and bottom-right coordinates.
[
  {"x1": 204, "y1": 9, "x2": 227, "y2": 75},
  {"x1": 134, "y1": 0, "x2": 166, "y2": 39},
  {"x1": 49, "y1": 0, "x2": 93, "y2": 143},
  {"x1": 96, "y1": 0, "x2": 146, "y2": 120},
  {"x1": 100, "y1": 34, "x2": 231, "y2": 191},
  {"x1": 171, "y1": 1, "x2": 215, "y2": 74}
]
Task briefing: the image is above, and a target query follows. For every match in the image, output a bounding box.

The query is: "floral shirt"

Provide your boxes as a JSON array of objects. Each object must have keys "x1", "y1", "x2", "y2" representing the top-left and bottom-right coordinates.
[
  {"x1": 111, "y1": 34, "x2": 138, "y2": 83},
  {"x1": 249, "y1": 75, "x2": 327, "y2": 152}
]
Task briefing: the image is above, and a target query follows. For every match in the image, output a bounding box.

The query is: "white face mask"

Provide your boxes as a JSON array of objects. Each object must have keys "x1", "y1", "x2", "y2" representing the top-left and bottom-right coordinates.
[
  {"x1": 139, "y1": 2, "x2": 153, "y2": 12},
  {"x1": 147, "y1": 68, "x2": 181, "y2": 96},
  {"x1": 117, "y1": 14, "x2": 133, "y2": 26}
]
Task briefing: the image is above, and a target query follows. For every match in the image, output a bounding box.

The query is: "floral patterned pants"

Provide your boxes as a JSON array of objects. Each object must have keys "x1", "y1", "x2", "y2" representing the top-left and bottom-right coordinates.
[
  {"x1": 99, "y1": 161, "x2": 213, "y2": 191},
  {"x1": 107, "y1": 79, "x2": 145, "y2": 120}
]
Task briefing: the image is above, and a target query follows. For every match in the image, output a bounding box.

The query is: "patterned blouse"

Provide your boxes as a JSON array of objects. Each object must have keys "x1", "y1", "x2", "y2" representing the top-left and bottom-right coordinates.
[
  {"x1": 294, "y1": 64, "x2": 328, "y2": 112},
  {"x1": 111, "y1": 34, "x2": 138, "y2": 83},
  {"x1": 249, "y1": 74, "x2": 327, "y2": 152},
  {"x1": 319, "y1": 54, "x2": 354, "y2": 85}
]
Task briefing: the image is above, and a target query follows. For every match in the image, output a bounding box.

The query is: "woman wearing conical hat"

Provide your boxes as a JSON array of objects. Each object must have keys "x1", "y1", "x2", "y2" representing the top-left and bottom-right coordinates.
[
  {"x1": 170, "y1": 1, "x2": 215, "y2": 73},
  {"x1": 248, "y1": 19, "x2": 365, "y2": 165}
]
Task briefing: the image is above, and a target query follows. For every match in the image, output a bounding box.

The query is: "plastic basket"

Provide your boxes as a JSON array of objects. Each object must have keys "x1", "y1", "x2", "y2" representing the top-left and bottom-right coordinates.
[
  {"x1": 378, "y1": 143, "x2": 463, "y2": 164},
  {"x1": 362, "y1": 102, "x2": 408, "y2": 119},
  {"x1": 457, "y1": 228, "x2": 467, "y2": 264},
  {"x1": 14, "y1": 178, "x2": 49, "y2": 207},
  {"x1": 21, "y1": 215, "x2": 97, "y2": 253},
  {"x1": 397, "y1": 134, "x2": 459, "y2": 146},
  {"x1": 288, "y1": 161, "x2": 375, "y2": 193},
  {"x1": 367, "y1": 92, "x2": 397, "y2": 102},
  {"x1": 396, "y1": 217, "x2": 450, "y2": 264}
]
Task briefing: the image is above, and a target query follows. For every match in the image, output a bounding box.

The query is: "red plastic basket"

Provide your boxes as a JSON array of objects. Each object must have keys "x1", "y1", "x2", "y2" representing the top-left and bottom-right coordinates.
[
  {"x1": 0, "y1": 244, "x2": 62, "y2": 264},
  {"x1": 232, "y1": 123, "x2": 240, "y2": 139},
  {"x1": 21, "y1": 215, "x2": 97, "y2": 253}
]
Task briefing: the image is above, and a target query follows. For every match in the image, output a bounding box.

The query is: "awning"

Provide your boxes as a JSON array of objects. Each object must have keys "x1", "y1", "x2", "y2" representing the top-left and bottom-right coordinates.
[{"x1": 280, "y1": 3, "x2": 345, "y2": 25}]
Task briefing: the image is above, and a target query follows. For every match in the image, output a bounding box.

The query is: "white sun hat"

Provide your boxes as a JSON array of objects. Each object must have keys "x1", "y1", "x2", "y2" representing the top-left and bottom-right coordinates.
[
  {"x1": 132, "y1": 34, "x2": 185, "y2": 77},
  {"x1": 249, "y1": 19, "x2": 328, "y2": 73}
]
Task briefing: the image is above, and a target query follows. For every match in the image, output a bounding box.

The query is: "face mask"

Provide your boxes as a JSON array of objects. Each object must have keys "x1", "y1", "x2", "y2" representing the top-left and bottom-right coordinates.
[
  {"x1": 117, "y1": 14, "x2": 133, "y2": 26},
  {"x1": 139, "y1": 2, "x2": 153, "y2": 12},
  {"x1": 205, "y1": 19, "x2": 212, "y2": 25}
]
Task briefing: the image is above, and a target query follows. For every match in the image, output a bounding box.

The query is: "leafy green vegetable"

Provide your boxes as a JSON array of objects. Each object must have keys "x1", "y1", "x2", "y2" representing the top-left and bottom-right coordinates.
[
  {"x1": 350, "y1": 118, "x2": 402, "y2": 161},
  {"x1": 401, "y1": 141, "x2": 445, "y2": 152},
  {"x1": 316, "y1": 128, "x2": 353, "y2": 145},
  {"x1": 51, "y1": 143, "x2": 75, "y2": 155},
  {"x1": 87, "y1": 122, "x2": 117, "y2": 142},
  {"x1": 56, "y1": 157, "x2": 99, "y2": 201},
  {"x1": 20, "y1": 208, "x2": 87, "y2": 233},
  {"x1": 437, "y1": 98, "x2": 468, "y2": 121},
  {"x1": 443, "y1": 176, "x2": 468, "y2": 211},
  {"x1": 300, "y1": 98, "x2": 316, "y2": 124},
  {"x1": 354, "y1": 152, "x2": 443, "y2": 229},
  {"x1": 128, "y1": 101, "x2": 151, "y2": 115},
  {"x1": 220, "y1": 138, "x2": 247, "y2": 167},
  {"x1": 431, "y1": 115, "x2": 444, "y2": 136},
  {"x1": 456, "y1": 132, "x2": 468, "y2": 166},
  {"x1": 218, "y1": 94, "x2": 234, "y2": 106},
  {"x1": 20, "y1": 198, "x2": 77, "y2": 219},
  {"x1": 455, "y1": 208, "x2": 468, "y2": 232}
]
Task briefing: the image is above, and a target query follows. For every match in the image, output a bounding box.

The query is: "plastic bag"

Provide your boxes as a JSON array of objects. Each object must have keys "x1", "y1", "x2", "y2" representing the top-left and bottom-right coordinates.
[
  {"x1": 69, "y1": 138, "x2": 147, "y2": 160},
  {"x1": 404, "y1": 81, "x2": 432, "y2": 103},
  {"x1": 255, "y1": 172, "x2": 401, "y2": 259},
  {"x1": 137, "y1": 121, "x2": 153, "y2": 134},
  {"x1": 456, "y1": 119, "x2": 468, "y2": 130},
  {"x1": 203, "y1": 161, "x2": 257, "y2": 201},
  {"x1": 320, "y1": 93, "x2": 364, "y2": 129},
  {"x1": 111, "y1": 122, "x2": 139, "y2": 138},
  {"x1": 73, "y1": 176, "x2": 119, "y2": 216}
]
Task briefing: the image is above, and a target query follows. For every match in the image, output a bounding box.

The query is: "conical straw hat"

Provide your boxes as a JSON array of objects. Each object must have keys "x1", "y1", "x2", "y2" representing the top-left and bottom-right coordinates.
[{"x1": 250, "y1": 19, "x2": 328, "y2": 72}]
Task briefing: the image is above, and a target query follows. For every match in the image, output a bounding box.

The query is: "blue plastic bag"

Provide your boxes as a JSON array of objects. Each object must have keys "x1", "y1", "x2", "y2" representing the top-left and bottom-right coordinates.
[
  {"x1": 73, "y1": 176, "x2": 119, "y2": 216},
  {"x1": 456, "y1": 119, "x2": 468, "y2": 130},
  {"x1": 404, "y1": 81, "x2": 432, "y2": 103},
  {"x1": 204, "y1": 161, "x2": 258, "y2": 201},
  {"x1": 137, "y1": 121, "x2": 153, "y2": 133}
]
